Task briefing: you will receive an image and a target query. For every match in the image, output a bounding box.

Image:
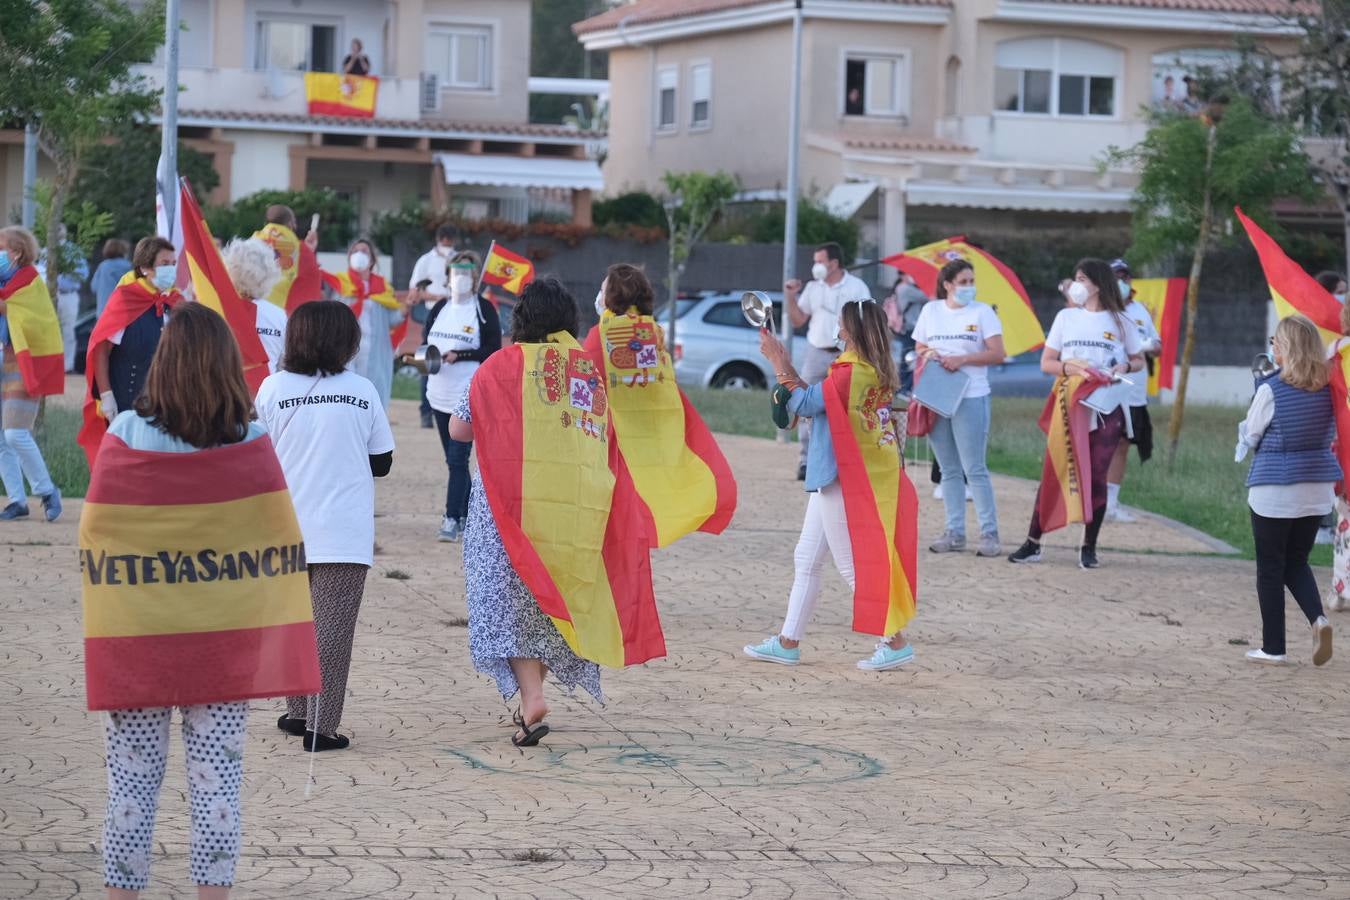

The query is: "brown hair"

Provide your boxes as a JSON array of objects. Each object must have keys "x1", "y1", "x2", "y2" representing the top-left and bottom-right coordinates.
[
  {"x1": 1274, "y1": 315, "x2": 1328, "y2": 392},
  {"x1": 0, "y1": 226, "x2": 40, "y2": 268},
  {"x1": 133, "y1": 303, "x2": 254, "y2": 448},
  {"x1": 102, "y1": 238, "x2": 130, "y2": 260},
  {"x1": 265, "y1": 204, "x2": 297, "y2": 229},
  {"x1": 132, "y1": 236, "x2": 175, "y2": 278},
  {"x1": 839, "y1": 299, "x2": 899, "y2": 397},
  {"x1": 935, "y1": 258, "x2": 973, "y2": 300},
  {"x1": 284, "y1": 300, "x2": 361, "y2": 376},
  {"x1": 603, "y1": 263, "x2": 654, "y2": 314}
]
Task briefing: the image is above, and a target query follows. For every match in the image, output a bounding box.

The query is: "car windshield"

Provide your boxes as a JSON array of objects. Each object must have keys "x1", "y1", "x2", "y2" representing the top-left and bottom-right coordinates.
[{"x1": 653, "y1": 298, "x2": 700, "y2": 320}]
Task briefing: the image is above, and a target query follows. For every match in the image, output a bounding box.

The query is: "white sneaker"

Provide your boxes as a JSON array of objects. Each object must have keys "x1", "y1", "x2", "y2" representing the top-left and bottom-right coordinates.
[
  {"x1": 1245, "y1": 648, "x2": 1288, "y2": 665},
  {"x1": 438, "y1": 516, "x2": 462, "y2": 542},
  {"x1": 965, "y1": 486, "x2": 974, "y2": 502},
  {"x1": 1327, "y1": 592, "x2": 1348, "y2": 613},
  {"x1": 1316, "y1": 527, "x2": 1335, "y2": 545},
  {"x1": 1112, "y1": 505, "x2": 1138, "y2": 523},
  {"x1": 932, "y1": 484, "x2": 943, "y2": 500},
  {"x1": 1313, "y1": 616, "x2": 1333, "y2": 667}
]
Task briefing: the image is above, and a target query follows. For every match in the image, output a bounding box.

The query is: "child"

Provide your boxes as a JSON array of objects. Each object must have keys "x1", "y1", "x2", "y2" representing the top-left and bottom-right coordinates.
[{"x1": 1238, "y1": 314, "x2": 1336, "y2": 665}]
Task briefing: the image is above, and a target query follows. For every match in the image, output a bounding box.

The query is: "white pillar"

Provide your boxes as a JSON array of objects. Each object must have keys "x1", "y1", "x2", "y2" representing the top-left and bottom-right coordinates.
[{"x1": 880, "y1": 181, "x2": 906, "y2": 289}]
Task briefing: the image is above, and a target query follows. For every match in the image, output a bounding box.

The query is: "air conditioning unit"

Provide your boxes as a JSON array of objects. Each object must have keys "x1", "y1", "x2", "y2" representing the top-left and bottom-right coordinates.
[{"x1": 420, "y1": 72, "x2": 440, "y2": 112}]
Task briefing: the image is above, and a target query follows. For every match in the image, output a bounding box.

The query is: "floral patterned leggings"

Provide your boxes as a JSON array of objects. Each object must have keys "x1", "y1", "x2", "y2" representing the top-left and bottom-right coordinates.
[
  {"x1": 1332, "y1": 496, "x2": 1350, "y2": 604},
  {"x1": 101, "y1": 702, "x2": 247, "y2": 890}
]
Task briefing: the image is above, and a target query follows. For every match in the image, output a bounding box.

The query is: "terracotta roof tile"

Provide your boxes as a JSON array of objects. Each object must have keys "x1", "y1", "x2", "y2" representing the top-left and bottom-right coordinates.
[
  {"x1": 574, "y1": 0, "x2": 949, "y2": 35},
  {"x1": 177, "y1": 109, "x2": 603, "y2": 140},
  {"x1": 1024, "y1": 0, "x2": 1313, "y2": 11}
]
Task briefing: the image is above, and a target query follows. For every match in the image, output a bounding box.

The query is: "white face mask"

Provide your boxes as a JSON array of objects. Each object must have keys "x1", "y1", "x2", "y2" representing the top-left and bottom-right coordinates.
[
  {"x1": 595, "y1": 290, "x2": 606, "y2": 316},
  {"x1": 1337, "y1": 292, "x2": 1347, "y2": 305},
  {"x1": 451, "y1": 273, "x2": 474, "y2": 297},
  {"x1": 1067, "y1": 281, "x2": 1090, "y2": 307},
  {"x1": 435, "y1": 244, "x2": 453, "y2": 258},
  {"x1": 811, "y1": 262, "x2": 829, "y2": 282},
  {"x1": 349, "y1": 251, "x2": 371, "y2": 271}
]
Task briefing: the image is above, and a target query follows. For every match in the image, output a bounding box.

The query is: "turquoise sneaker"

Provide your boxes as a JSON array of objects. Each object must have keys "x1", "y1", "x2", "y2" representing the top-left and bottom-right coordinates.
[
  {"x1": 857, "y1": 642, "x2": 914, "y2": 671},
  {"x1": 743, "y1": 635, "x2": 800, "y2": 666}
]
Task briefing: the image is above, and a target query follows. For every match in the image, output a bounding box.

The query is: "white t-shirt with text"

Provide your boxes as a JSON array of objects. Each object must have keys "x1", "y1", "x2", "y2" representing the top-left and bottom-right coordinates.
[
  {"x1": 912, "y1": 299, "x2": 1003, "y2": 399},
  {"x1": 254, "y1": 369, "x2": 396, "y2": 566},
  {"x1": 1045, "y1": 307, "x2": 1144, "y2": 374},
  {"x1": 1121, "y1": 299, "x2": 1161, "y2": 408},
  {"x1": 798, "y1": 272, "x2": 871, "y2": 350},
  {"x1": 425, "y1": 297, "x2": 483, "y2": 414},
  {"x1": 253, "y1": 298, "x2": 288, "y2": 374}
]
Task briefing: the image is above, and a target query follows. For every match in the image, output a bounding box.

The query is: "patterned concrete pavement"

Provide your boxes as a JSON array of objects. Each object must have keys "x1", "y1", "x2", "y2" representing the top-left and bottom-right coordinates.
[{"x1": 2, "y1": 390, "x2": 1348, "y2": 898}]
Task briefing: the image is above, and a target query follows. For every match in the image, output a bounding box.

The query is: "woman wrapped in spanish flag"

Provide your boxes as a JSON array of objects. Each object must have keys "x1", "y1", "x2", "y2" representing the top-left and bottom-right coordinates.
[
  {"x1": 321, "y1": 237, "x2": 412, "y2": 410},
  {"x1": 583, "y1": 263, "x2": 736, "y2": 547},
  {"x1": 448, "y1": 277, "x2": 664, "y2": 746},
  {"x1": 745, "y1": 298, "x2": 918, "y2": 671}
]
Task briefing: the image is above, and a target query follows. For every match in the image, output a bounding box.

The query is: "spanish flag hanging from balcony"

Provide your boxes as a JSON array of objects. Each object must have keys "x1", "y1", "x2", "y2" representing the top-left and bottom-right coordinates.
[
  {"x1": 469, "y1": 333, "x2": 666, "y2": 668},
  {"x1": 1237, "y1": 206, "x2": 1342, "y2": 343},
  {"x1": 481, "y1": 241, "x2": 535, "y2": 295},
  {"x1": 1128, "y1": 278, "x2": 1186, "y2": 396},
  {"x1": 81, "y1": 432, "x2": 321, "y2": 711},
  {"x1": 0, "y1": 266, "x2": 64, "y2": 397},
  {"x1": 883, "y1": 237, "x2": 1046, "y2": 357},
  {"x1": 822, "y1": 353, "x2": 916, "y2": 637},
  {"x1": 304, "y1": 72, "x2": 379, "y2": 118}
]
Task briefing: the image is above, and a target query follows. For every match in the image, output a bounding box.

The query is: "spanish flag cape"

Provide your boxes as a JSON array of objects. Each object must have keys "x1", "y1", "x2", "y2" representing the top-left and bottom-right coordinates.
[
  {"x1": 253, "y1": 223, "x2": 323, "y2": 314},
  {"x1": 470, "y1": 331, "x2": 666, "y2": 667},
  {"x1": 0, "y1": 266, "x2": 64, "y2": 396},
  {"x1": 80, "y1": 430, "x2": 321, "y2": 710},
  {"x1": 583, "y1": 309, "x2": 736, "y2": 547},
  {"x1": 1034, "y1": 373, "x2": 1108, "y2": 533},
  {"x1": 823, "y1": 353, "x2": 917, "y2": 636},
  {"x1": 77, "y1": 275, "x2": 183, "y2": 468},
  {"x1": 321, "y1": 269, "x2": 408, "y2": 348}
]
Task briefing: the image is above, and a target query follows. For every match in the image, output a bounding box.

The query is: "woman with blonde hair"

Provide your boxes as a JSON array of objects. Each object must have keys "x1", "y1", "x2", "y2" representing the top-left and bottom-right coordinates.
[
  {"x1": 1238, "y1": 314, "x2": 1336, "y2": 666},
  {"x1": 221, "y1": 238, "x2": 287, "y2": 373},
  {"x1": 321, "y1": 237, "x2": 412, "y2": 409}
]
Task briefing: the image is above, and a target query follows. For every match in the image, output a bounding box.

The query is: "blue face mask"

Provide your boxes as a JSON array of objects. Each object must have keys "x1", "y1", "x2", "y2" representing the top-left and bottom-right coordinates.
[
  {"x1": 153, "y1": 264, "x2": 177, "y2": 291},
  {"x1": 0, "y1": 250, "x2": 14, "y2": 281},
  {"x1": 1117, "y1": 280, "x2": 1131, "y2": 301},
  {"x1": 953, "y1": 285, "x2": 977, "y2": 307}
]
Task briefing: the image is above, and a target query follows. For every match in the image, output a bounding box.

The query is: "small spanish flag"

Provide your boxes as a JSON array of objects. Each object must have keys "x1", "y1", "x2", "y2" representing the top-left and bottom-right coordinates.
[
  {"x1": 1237, "y1": 206, "x2": 1342, "y2": 343},
  {"x1": 304, "y1": 72, "x2": 379, "y2": 118},
  {"x1": 481, "y1": 241, "x2": 535, "y2": 295}
]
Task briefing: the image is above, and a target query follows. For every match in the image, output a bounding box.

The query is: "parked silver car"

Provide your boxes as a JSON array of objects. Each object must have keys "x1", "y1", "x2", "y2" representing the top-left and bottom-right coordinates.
[{"x1": 668, "y1": 292, "x2": 809, "y2": 390}]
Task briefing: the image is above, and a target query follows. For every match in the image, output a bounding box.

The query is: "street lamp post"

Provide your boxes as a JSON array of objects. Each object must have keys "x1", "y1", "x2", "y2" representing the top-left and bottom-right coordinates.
[{"x1": 158, "y1": 0, "x2": 181, "y2": 236}]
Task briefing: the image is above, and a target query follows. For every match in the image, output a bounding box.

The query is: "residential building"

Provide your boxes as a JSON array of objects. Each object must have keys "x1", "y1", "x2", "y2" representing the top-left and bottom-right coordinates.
[{"x1": 574, "y1": 0, "x2": 1309, "y2": 260}]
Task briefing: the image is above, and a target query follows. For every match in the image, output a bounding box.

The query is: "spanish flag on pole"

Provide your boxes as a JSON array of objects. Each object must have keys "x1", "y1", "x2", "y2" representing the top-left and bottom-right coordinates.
[
  {"x1": 1035, "y1": 373, "x2": 1107, "y2": 534},
  {"x1": 470, "y1": 333, "x2": 665, "y2": 668},
  {"x1": 883, "y1": 237, "x2": 1045, "y2": 357},
  {"x1": 823, "y1": 353, "x2": 916, "y2": 637},
  {"x1": 584, "y1": 310, "x2": 737, "y2": 547},
  {"x1": 1129, "y1": 278, "x2": 1186, "y2": 396},
  {"x1": 1237, "y1": 206, "x2": 1342, "y2": 342},
  {"x1": 253, "y1": 222, "x2": 324, "y2": 314},
  {"x1": 304, "y1": 73, "x2": 379, "y2": 118},
  {"x1": 178, "y1": 179, "x2": 271, "y2": 394},
  {"x1": 481, "y1": 241, "x2": 535, "y2": 295},
  {"x1": 81, "y1": 433, "x2": 320, "y2": 710},
  {"x1": 0, "y1": 266, "x2": 64, "y2": 397}
]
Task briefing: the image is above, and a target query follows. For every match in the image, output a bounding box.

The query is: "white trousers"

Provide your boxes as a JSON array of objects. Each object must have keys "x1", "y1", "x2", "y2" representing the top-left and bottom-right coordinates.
[
  {"x1": 57, "y1": 290, "x2": 78, "y2": 371},
  {"x1": 781, "y1": 481, "x2": 855, "y2": 641}
]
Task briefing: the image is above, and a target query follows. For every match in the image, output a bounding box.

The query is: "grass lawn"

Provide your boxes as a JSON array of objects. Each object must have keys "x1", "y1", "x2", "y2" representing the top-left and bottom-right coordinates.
[{"x1": 31, "y1": 404, "x2": 91, "y2": 500}]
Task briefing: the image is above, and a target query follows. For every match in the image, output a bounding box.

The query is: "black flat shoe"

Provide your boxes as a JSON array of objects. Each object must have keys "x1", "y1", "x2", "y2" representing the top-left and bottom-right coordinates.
[
  {"x1": 303, "y1": 731, "x2": 350, "y2": 752},
  {"x1": 277, "y1": 714, "x2": 307, "y2": 737},
  {"x1": 1079, "y1": 546, "x2": 1099, "y2": 569}
]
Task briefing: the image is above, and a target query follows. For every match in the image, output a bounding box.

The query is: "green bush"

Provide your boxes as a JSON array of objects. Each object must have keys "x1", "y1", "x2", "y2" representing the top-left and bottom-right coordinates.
[
  {"x1": 742, "y1": 199, "x2": 859, "y2": 263},
  {"x1": 205, "y1": 188, "x2": 357, "y2": 252},
  {"x1": 593, "y1": 191, "x2": 667, "y2": 231}
]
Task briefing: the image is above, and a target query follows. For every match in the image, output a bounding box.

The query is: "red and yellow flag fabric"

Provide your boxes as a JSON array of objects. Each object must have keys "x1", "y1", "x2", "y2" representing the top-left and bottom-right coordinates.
[
  {"x1": 883, "y1": 237, "x2": 1045, "y2": 357},
  {"x1": 584, "y1": 310, "x2": 736, "y2": 547},
  {"x1": 304, "y1": 72, "x2": 379, "y2": 118},
  {"x1": 179, "y1": 180, "x2": 271, "y2": 394},
  {"x1": 253, "y1": 223, "x2": 324, "y2": 314},
  {"x1": 1034, "y1": 373, "x2": 1106, "y2": 534},
  {"x1": 1330, "y1": 345, "x2": 1350, "y2": 497},
  {"x1": 0, "y1": 266, "x2": 64, "y2": 396},
  {"x1": 481, "y1": 242, "x2": 535, "y2": 295},
  {"x1": 1129, "y1": 278, "x2": 1186, "y2": 396},
  {"x1": 80, "y1": 433, "x2": 320, "y2": 710},
  {"x1": 470, "y1": 332, "x2": 665, "y2": 668},
  {"x1": 1238, "y1": 206, "x2": 1342, "y2": 343},
  {"x1": 320, "y1": 269, "x2": 406, "y2": 348},
  {"x1": 822, "y1": 354, "x2": 917, "y2": 637}
]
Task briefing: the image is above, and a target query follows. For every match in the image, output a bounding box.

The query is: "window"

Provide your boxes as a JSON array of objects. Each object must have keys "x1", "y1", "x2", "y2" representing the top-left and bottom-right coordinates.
[
  {"x1": 656, "y1": 66, "x2": 677, "y2": 131},
  {"x1": 995, "y1": 37, "x2": 1120, "y2": 118},
  {"x1": 1150, "y1": 49, "x2": 1247, "y2": 114},
  {"x1": 426, "y1": 25, "x2": 492, "y2": 90},
  {"x1": 843, "y1": 52, "x2": 909, "y2": 118},
  {"x1": 689, "y1": 62, "x2": 711, "y2": 129},
  {"x1": 703, "y1": 302, "x2": 756, "y2": 329},
  {"x1": 255, "y1": 18, "x2": 337, "y2": 72}
]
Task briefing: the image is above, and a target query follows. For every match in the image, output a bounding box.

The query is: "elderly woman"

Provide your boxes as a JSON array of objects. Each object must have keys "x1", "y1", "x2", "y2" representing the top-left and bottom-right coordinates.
[
  {"x1": 222, "y1": 238, "x2": 287, "y2": 373},
  {"x1": 321, "y1": 237, "x2": 411, "y2": 409}
]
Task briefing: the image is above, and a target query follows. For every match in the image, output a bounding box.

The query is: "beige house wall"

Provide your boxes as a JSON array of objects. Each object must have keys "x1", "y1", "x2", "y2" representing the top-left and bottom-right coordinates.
[{"x1": 422, "y1": 0, "x2": 531, "y2": 124}]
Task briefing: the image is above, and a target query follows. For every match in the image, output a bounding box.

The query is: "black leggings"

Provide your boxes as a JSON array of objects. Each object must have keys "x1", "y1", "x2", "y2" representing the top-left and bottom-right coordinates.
[{"x1": 1250, "y1": 510, "x2": 1326, "y2": 656}]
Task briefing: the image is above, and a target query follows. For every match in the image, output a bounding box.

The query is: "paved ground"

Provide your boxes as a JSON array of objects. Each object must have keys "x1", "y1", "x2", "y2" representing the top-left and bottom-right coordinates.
[{"x1": 2, "y1": 386, "x2": 1348, "y2": 898}]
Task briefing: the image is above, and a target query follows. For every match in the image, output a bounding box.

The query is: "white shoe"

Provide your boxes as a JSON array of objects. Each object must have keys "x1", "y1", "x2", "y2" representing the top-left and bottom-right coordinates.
[
  {"x1": 1327, "y1": 592, "x2": 1348, "y2": 612},
  {"x1": 1316, "y1": 527, "x2": 1335, "y2": 545},
  {"x1": 1245, "y1": 648, "x2": 1288, "y2": 665},
  {"x1": 1111, "y1": 505, "x2": 1137, "y2": 523},
  {"x1": 1313, "y1": 616, "x2": 1333, "y2": 666},
  {"x1": 932, "y1": 484, "x2": 943, "y2": 500},
  {"x1": 965, "y1": 486, "x2": 974, "y2": 502}
]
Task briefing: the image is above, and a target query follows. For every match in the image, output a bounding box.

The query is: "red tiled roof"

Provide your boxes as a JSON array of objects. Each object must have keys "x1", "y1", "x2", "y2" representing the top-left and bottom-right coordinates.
[
  {"x1": 1030, "y1": 0, "x2": 1314, "y2": 10},
  {"x1": 574, "y1": 0, "x2": 949, "y2": 35},
  {"x1": 842, "y1": 135, "x2": 976, "y2": 153},
  {"x1": 177, "y1": 109, "x2": 603, "y2": 140}
]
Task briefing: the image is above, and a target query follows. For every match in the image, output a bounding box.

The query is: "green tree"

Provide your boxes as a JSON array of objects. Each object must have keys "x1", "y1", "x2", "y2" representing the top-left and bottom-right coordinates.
[
  {"x1": 748, "y1": 199, "x2": 859, "y2": 263},
  {"x1": 1108, "y1": 96, "x2": 1318, "y2": 462},
  {"x1": 0, "y1": 0, "x2": 164, "y2": 296},
  {"x1": 593, "y1": 191, "x2": 667, "y2": 231},
  {"x1": 72, "y1": 125, "x2": 219, "y2": 241},
  {"x1": 529, "y1": 0, "x2": 611, "y2": 124},
  {"x1": 205, "y1": 188, "x2": 358, "y2": 252},
  {"x1": 661, "y1": 171, "x2": 739, "y2": 351}
]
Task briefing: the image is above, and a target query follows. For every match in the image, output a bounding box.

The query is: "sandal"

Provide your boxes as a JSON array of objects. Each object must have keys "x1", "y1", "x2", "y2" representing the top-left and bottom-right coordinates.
[{"x1": 510, "y1": 707, "x2": 550, "y2": 747}]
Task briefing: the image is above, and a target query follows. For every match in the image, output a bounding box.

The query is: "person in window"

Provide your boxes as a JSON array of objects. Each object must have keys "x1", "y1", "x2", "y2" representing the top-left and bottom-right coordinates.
[
  {"x1": 845, "y1": 86, "x2": 864, "y2": 116},
  {"x1": 342, "y1": 39, "x2": 370, "y2": 76}
]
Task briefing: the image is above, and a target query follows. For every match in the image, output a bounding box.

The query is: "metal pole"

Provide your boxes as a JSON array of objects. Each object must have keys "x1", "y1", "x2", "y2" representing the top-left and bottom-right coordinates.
[
  {"x1": 21, "y1": 124, "x2": 37, "y2": 229},
  {"x1": 158, "y1": 0, "x2": 181, "y2": 236},
  {"x1": 780, "y1": 0, "x2": 803, "y2": 352}
]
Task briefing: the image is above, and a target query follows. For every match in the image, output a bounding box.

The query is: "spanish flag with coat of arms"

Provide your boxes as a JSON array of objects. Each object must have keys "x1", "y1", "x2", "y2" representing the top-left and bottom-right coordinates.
[
  {"x1": 304, "y1": 72, "x2": 379, "y2": 118},
  {"x1": 481, "y1": 241, "x2": 535, "y2": 295}
]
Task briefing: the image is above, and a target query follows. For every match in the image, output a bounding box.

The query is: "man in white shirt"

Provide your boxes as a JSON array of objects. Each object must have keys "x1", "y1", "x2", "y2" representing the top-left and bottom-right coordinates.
[
  {"x1": 784, "y1": 242, "x2": 872, "y2": 479},
  {"x1": 407, "y1": 224, "x2": 459, "y2": 428},
  {"x1": 1106, "y1": 259, "x2": 1161, "y2": 523}
]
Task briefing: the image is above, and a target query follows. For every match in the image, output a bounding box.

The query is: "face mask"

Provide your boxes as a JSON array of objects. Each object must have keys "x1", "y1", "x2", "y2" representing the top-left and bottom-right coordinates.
[
  {"x1": 1067, "y1": 281, "x2": 1090, "y2": 307},
  {"x1": 349, "y1": 251, "x2": 371, "y2": 271},
  {"x1": 451, "y1": 273, "x2": 474, "y2": 297},
  {"x1": 435, "y1": 244, "x2": 453, "y2": 258},
  {"x1": 0, "y1": 250, "x2": 13, "y2": 280},
  {"x1": 1117, "y1": 280, "x2": 1132, "y2": 301},
  {"x1": 1337, "y1": 293, "x2": 1347, "y2": 305},
  {"x1": 953, "y1": 285, "x2": 976, "y2": 307},
  {"x1": 595, "y1": 291, "x2": 606, "y2": 316},
  {"x1": 811, "y1": 262, "x2": 829, "y2": 282},
  {"x1": 152, "y1": 265, "x2": 177, "y2": 291}
]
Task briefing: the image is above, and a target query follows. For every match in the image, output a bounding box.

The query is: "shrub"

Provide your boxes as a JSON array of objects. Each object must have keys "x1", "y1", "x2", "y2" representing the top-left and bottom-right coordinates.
[
  {"x1": 593, "y1": 191, "x2": 667, "y2": 232},
  {"x1": 205, "y1": 188, "x2": 357, "y2": 251}
]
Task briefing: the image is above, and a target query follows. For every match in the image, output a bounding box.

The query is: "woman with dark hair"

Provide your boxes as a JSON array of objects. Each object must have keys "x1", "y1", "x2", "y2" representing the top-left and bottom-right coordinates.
[
  {"x1": 1315, "y1": 271, "x2": 1347, "y2": 304},
  {"x1": 912, "y1": 257, "x2": 1005, "y2": 557},
  {"x1": 1008, "y1": 258, "x2": 1145, "y2": 569},
  {"x1": 449, "y1": 276, "x2": 665, "y2": 746},
  {"x1": 254, "y1": 301, "x2": 396, "y2": 752},
  {"x1": 424, "y1": 249, "x2": 502, "y2": 542}
]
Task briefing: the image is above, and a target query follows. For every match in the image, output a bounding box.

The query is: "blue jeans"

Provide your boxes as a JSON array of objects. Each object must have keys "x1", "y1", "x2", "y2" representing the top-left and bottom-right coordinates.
[
  {"x1": 433, "y1": 411, "x2": 472, "y2": 521},
  {"x1": 0, "y1": 428, "x2": 55, "y2": 504},
  {"x1": 928, "y1": 393, "x2": 998, "y2": 539}
]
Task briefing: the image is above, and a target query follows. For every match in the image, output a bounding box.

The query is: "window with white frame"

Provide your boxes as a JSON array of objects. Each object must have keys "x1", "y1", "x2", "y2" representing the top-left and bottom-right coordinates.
[
  {"x1": 843, "y1": 52, "x2": 909, "y2": 118},
  {"x1": 255, "y1": 17, "x2": 337, "y2": 72},
  {"x1": 689, "y1": 62, "x2": 712, "y2": 129},
  {"x1": 656, "y1": 66, "x2": 678, "y2": 131},
  {"x1": 426, "y1": 25, "x2": 493, "y2": 90},
  {"x1": 995, "y1": 37, "x2": 1121, "y2": 118}
]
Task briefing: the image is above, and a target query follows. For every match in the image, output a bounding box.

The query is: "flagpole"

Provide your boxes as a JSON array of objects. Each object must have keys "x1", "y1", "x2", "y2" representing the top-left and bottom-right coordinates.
[
  {"x1": 158, "y1": 0, "x2": 181, "y2": 236},
  {"x1": 477, "y1": 240, "x2": 495, "y2": 294}
]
